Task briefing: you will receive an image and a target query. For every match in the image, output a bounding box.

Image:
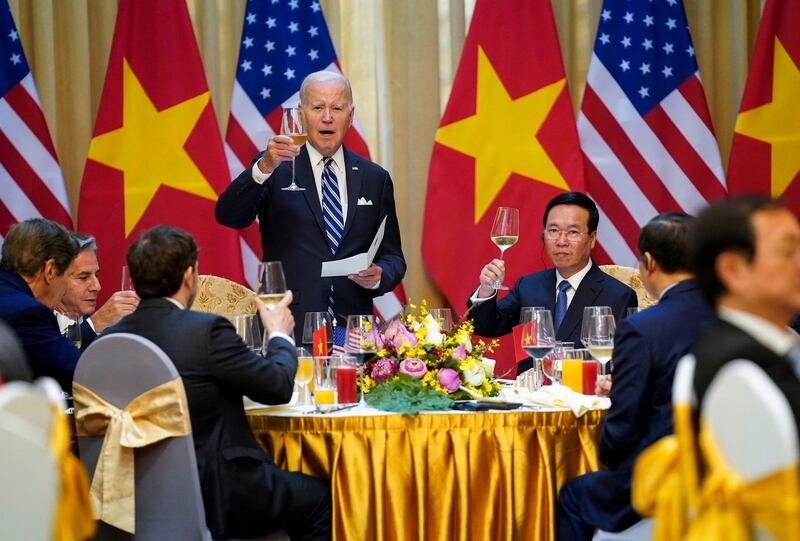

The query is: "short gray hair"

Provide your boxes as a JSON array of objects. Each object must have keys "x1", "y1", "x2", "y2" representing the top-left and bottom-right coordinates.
[
  {"x1": 73, "y1": 232, "x2": 97, "y2": 253},
  {"x1": 299, "y1": 70, "x2": 353, "y2": 107}
]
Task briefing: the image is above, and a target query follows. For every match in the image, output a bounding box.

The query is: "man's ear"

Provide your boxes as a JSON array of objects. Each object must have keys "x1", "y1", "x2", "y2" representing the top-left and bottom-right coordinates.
[
  {"x1": 182, "y1": 265, "x2": 195, "y2": 288},
  {"x1": 715, "y1": 251, "x2": 747, "y2": 294},
  {"x1": 642, "y1": 252, "x2": 657, "y2": 273},
  {"x1": 42, "y1": 258, "x2": 58, "y2": 283}
]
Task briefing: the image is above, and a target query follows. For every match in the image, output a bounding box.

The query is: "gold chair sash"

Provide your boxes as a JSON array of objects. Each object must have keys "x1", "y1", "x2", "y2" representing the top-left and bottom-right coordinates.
[
  {"x1": 73, "y1": 379, "x2": 192, "y2": 534},
  {"x1": 49, "y1": 404, "x2": 96, "y2": 541}
]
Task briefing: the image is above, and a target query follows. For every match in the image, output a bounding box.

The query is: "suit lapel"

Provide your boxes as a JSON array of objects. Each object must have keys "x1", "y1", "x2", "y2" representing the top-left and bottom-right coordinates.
[
  {"x1": 295, "y1": 146, "x2": 327, "y2": 238},
  {"x1": 558, "y1": 264, "x2": 603, "y2": 340},
  {"x1": 340, "y1": 148, "x2": 362, "y2": 244}
]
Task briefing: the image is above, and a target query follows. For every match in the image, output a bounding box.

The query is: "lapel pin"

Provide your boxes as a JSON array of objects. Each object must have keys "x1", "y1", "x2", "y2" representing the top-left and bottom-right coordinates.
[{"x1": 352, "y1": 166, "x2": 359, "y2": 170}]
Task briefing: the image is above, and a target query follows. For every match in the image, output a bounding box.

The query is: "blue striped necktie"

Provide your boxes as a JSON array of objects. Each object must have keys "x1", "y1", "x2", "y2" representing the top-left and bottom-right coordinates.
[
  {"x1": 322, "y1": 157, "x2": 343, "y2": 322},
  {"x1": 554, "y1": 280, "x2": 570, "y2": 331}
]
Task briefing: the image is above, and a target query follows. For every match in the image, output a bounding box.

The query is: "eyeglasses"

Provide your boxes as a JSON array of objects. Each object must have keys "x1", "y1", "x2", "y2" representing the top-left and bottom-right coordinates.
[{"x1": 543, "y1": 227, "x2": 590, "y2": 242}]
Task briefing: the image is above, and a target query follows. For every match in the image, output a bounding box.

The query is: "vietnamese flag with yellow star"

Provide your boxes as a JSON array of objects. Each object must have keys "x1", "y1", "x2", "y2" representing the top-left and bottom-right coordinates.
[
  {"x1": 421, "y1": 0, "x2": 584, "y2": 371},
  {"x1": 728, "y1": 0, "x2": 800, "y2": 214},
  {"x1": 78, "y1": 0, "x2": 244, "y2": 299}
]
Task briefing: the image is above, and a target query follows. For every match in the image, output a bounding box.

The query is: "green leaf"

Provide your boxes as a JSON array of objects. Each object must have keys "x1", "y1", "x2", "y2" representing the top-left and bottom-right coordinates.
[{"x1": 365, "y1": 374, "x2": 453, "y2": 416}]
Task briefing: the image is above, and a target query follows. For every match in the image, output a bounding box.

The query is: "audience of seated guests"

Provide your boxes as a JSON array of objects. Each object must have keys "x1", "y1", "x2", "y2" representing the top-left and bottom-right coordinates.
[
  {"x1": 468, "y1": 192, "x2": 637, "y2": 374},
  {"x1": 691, "y1": 196, "x2": 800, "y2": 441},
  {"x1": 54, "y1": 233, "x2": 139, "y2": 350},
  {"x1": 0, "y1": 320, "x2": 32, "y2": 383},
  {"x1": 558, "y1": 213, "x2": 712, "y2": 541},
  {"x1": 104, "y1": 224, "x2": 331, "y2": 540},
  {"x1": 0, "y1": 219, "x2": 80, "y2": 390}
]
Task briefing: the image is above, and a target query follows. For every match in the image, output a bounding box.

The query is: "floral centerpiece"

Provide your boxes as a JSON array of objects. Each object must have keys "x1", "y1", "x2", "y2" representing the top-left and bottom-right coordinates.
[{"x1": 360, "y1": 302, "x2": 502, "y2": 414}]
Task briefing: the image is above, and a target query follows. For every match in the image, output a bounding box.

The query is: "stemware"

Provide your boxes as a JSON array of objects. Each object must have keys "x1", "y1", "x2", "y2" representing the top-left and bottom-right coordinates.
[
  {"x1": 543, "y1": 341, "x2": 573, "y2": 385},
  {"x1": 587, "y1": 314, "x2": 616, "y2": 376},
  {"x1": 580, "y1": 306, "x2": 612, "y2": 348},
  {"x1": 121, "y1": 265, "x2": 134, "y2": 291},
  {"x1": 295, "y1": 347, "x2": 314, "y2": 406},
  {"x1": 302, "y1": 311, "x2": 334, "y2": 357},
  {"x1": 344, "y1": 315, "x2": 378, "y2": 405},
  {"x1": 489, "y1": 207, "x2": 519, "y2": 290},
  {"x1": 519, "y1": 308, "x2": 556, "y2": 391},
  {"x1": 256, "y1": 261, "x2": 287, "y2": 310},
  {"x1": 427, "y1": 308, "x2": 453, "y2": 333},
  {"x1": 63, "y1": 319, "x2": 82, "y2": 350},
  {"x1": 281, "y1": 107, "x2": 306, "y2": 192}
]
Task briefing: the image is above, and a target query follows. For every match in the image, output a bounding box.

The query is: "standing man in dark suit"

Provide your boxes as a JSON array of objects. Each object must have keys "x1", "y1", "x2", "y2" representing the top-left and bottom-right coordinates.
[
  {"x1": 690, "y1": 197, "x2": 800, "y2": 439},
  {"x1": 104, "y1": 225, "x2": 331, "y2": 540},
  {"x1": 0, "y1": 218, "x2": 80, "y2": 390},
  {"x1": 216, "y1": 70, "x2": 405, "y2": 338},
  {"x1": 557, "y1": 213, "x2": 712, "y2": 541},
  {"x1": 54, "y1": 233, "x2": 139, "y2": 350},
  {"x1": 469, "y1": 192, "x2": 637, "y2": 374}
]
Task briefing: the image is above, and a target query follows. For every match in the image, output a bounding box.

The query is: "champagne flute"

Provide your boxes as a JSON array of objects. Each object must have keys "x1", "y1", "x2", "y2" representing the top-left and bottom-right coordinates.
[
  {"x1": 281, "y1": 107, "x2": 306, "y2": 192},
  {"x1": 587, "y1": 314, "x2": 616, "y2": 376},
  {"x1": 580, "y1": 306, "x2": 612, "y2": 348},
  {"x1": 256, "y1": 261, "x2": 287, "y2": 310},
  {"x1": 295, "y1": 347, "x2": 314, "y2": 406},
  {"x1": 519, "y1": 308, "x2": 556, "y2": 391},
  {"x1": 489, "y1": 207, "x2": 519, "y2": 290},
  {"x1": 427, "y1": 308, "x2": 453, "y2": 333},
  {"x1": 121, "y1": 265, "x2": 134, "y2": 291},
  {"x1": 63, "y1": 319, "x2": 82, "y2": 350},
  {"x1": 302, "y1": 311, "x2": 334, "y2": 356}
]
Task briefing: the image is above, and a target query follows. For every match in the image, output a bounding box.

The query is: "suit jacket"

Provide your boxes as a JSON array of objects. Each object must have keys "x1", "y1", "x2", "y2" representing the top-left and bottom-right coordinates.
[
  {"x1": 80, "y1": 318, "x2": 98, "y2": 350},
  {"x1": 572, "y1": 279, "x2": 712, "y2": 531},
  {"x1": 104, "y1": 298, "x2": 297, "y2": 538},
  {"x1": 0, "y1": 270, "x2": 80, "y2": 390},
  {"x1": 468, "y1": 263, "x2": 637, "y2": 373},
  {"x1": 216, "y1": 147, "x2": 406, "y2": 339}
]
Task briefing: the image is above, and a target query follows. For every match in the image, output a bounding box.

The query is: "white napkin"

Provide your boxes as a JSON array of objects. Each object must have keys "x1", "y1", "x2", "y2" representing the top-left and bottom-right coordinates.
[{"x1": 502, "y1": 384, "x2": 610, "y2": 417}]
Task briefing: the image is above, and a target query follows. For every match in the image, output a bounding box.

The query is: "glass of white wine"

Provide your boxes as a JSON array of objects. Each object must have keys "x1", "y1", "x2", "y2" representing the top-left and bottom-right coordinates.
[
  {"x1": 519, "y1": 308, "x2": 556, "y2": 390},
  {"x1": 281, "y1": 107, "x2": 307, "y2": 192},
  {"x1": 587, "y1": 314, "x2": 615, "y2": 376},
  {"x1": 490, "y1": 207, "x2": 519, "y2": 290},
  {"x1": 580, "y1": 306, "x2": 612, "y2": 348},
  {"x1": 256, "y1": 261, "x2": 287, "y2": 310}
]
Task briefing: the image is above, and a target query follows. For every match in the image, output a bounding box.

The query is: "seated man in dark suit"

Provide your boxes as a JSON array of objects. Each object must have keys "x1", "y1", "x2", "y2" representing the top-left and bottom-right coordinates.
[
  {"x1": 690, "y1": 197, "x2": 800, "y2": 443},
  {"x1": 104, "y1": 225, "x2": 330, "y2": 540},
  {"x1": 54, "y1": 233, "x2": 139, "y2": 350},
  {"x1": 469, "y1": 192, "x2": 637, "y2": 373},
  {"x1": 0, "y1": 218, "x2": 80, "y2": 390},
  {"x1": 557, "y1": 213, "x2": 713, "y2": 541}
]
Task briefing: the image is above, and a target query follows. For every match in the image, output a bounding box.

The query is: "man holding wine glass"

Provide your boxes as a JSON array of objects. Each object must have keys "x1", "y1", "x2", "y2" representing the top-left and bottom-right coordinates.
[
  {"x1": 468, "y1": 192, "x2": 637, "y2": 375},
  {"x1": 104, "y1": 225, "x2": 331, "y2": 540},
  {"x1": 558, "y1": 213, "x2": 712, "y2": 541},
  {"x1": 216, "y1": 70, "x2": 405, "y2": 340}
]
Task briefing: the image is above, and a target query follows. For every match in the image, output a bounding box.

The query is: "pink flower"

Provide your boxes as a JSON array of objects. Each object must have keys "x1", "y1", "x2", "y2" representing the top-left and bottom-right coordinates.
[
  {"x1": 399, "y1": 358, "x2": 427, "y2": 379},
  {"x1": 384, "y1": 319, "x2": 418, "y2": 349},
  {"x1": 451, "y1": 345, "x2": 468, "y2": 361},
  {"x1": 437, "y1": 368, "x2": 461, "y2": 393},
  {"x1": 365, "y1": 327, "x2": 383, "y2": 349},
  {"x1": 370, "y1": 358, "x2": 397, "y2": 383}
]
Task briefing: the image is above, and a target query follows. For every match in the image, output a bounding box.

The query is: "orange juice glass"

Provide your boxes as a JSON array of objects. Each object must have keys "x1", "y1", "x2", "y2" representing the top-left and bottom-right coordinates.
[{"x1": 562, "y1": 359, "x2": 583, "y2": 393}]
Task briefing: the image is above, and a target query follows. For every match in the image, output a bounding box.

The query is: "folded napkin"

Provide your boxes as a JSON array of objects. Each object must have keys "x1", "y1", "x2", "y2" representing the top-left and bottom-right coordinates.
[{"x1": 503, "y1": 384, "x2": 610, "y2": 417}]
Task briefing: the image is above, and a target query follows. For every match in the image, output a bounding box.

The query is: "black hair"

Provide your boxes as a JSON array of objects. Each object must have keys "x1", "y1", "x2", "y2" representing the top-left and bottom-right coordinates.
[
  {"x1": 638, "y1": 212, "x2": 695, "y2": 274},
  {"x1": 126, "y1": 225, "x2": 197, "y2": 299},
  {"x1": 542, "y1": 192, "x2": 599, "y2": 232}
]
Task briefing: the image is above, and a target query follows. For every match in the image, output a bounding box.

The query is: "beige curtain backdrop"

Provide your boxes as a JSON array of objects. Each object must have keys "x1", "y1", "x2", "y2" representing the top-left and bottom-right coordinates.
[{"x1": 8, "y1": 0, "x2": 763, "y2": 308}]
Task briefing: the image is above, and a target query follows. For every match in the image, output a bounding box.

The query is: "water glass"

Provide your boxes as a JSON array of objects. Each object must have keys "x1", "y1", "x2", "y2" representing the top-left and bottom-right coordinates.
[{"x1": 313, "y1": 355, "x2": 337, "y2": 408}]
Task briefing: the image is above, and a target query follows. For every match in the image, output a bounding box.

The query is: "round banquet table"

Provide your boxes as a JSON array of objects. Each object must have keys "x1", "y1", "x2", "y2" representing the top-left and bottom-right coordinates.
[{"x1": 247, "y1": 406, "x2": 605, "y2": 541}]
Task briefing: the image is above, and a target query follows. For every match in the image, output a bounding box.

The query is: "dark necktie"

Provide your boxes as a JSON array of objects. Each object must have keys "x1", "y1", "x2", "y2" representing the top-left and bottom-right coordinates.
[
  {"x1": 554, "y1": 280, "x2": 570, "y2": 331},
  {"x1": 322, "y1": 158, "x2": 343, "y2": 322}
]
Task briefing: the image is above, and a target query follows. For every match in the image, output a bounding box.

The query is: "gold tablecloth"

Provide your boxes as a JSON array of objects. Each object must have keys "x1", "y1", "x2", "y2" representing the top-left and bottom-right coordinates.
[{"x1": 248, "y1": 408, "x2": 605, "y2": 541}]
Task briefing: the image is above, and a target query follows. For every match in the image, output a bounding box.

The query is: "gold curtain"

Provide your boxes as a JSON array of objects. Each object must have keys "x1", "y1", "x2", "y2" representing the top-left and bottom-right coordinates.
[{"x1": 9, "y1": 0, "x2": 763, "y2": 307}]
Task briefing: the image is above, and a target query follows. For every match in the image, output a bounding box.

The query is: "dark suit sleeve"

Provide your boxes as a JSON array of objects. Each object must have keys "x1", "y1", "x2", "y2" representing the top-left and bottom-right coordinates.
[
  {"x1": 599, "y1": 319, "x2": 651, "y2": 469},
  {"x1": 80, "y1": 319, "x2": 98, "y2": 350},
  {"x1": 206, "y1": 316, "x2": 297, "y2": 404},
  {"x1": 16, "y1": 304, "x2": 80, "y2": 391},
  {"x1": 215, "y1": 151, "x2": 270, "y2": 229},
  {"x1": 468, "y1": 278, "x2": 524, "y2": 338},
  {"x1": 373, "y1": 170, "x2": 406, "y2": 295}
]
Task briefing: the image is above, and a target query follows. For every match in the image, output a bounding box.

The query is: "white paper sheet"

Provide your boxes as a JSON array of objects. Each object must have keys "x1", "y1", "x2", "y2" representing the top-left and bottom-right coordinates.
[{"x1": 320, "y1": 216, "x2": 387, "y2": 277}]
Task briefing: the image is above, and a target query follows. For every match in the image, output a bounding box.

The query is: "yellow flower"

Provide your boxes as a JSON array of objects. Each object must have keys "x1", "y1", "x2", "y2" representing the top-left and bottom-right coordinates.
[{"x1": 362, "y1": 375, "x2": 376, "y2": 394}]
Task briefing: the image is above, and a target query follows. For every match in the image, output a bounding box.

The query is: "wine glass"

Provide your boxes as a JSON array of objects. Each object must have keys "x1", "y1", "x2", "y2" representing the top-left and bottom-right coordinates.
[
  {"x1": 489, "y1": 207, "x2": 519, "y2": 290},
  {"x1": 233, "y1": 314, "x2": 260, "y2": 352},
  {"x1": 543, "y1": 341, "x2": 573, "y2": 385},
  {"x1": 427, "y1": 308, "x2": 453, "y2": 333},
  {"x1": 295, "y1": 347, "x2": 314, "y2": 407},
  {"x1": 587, "y1": 314, "x2": 616, "y2": 376},
  {"x1": 519, "y1": 308, "x2": 556, "y2": 391},
  {"x1": 344, "y1": 315, "x2": 378, "y2": 404},
  {"x1": 121, "y1": 265, "x2": 134, "y2": 291},
  {"x1": 281, "y1": 107, "x2": 306, "y2": 192},
  {"x1": 302, "y1": 311, "x2": 334, "y2": 356},
  {"x1": 63, "y1": 319, "x2": 82, "y2": 350},
  {"x1": 256, "y1": 261, "x2": 287, "y2": 310},
  {"x1": 580, "y1": 306, "x2": 612, "y2": 348}
]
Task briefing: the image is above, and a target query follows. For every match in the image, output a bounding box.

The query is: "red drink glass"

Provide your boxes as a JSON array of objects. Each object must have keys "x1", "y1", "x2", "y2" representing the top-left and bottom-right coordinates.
[
  {"x1": 336, "y1": 367, "x2": 358, "y2": 404},
  {"x1": 582, "y1": 360, "x2": 598, "y2": 395}
]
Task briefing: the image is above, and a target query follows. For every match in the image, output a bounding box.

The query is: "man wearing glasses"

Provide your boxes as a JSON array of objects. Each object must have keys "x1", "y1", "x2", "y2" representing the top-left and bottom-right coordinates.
[{"x1": 469, "y1": 192, "x2": 637, "y2": 374}]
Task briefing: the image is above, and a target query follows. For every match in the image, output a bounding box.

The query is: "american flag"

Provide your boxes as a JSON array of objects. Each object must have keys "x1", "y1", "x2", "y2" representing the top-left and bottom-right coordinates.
[
  {"x1": 224, "y1": 0, "x2": 405, "y2": 320},
  {"x1": 332, "y1": 325, "x2": 346, "y2": 355},
  {"x1": 0, "y1": 1, "x2": 72, "y2": 242},
  {"x1": 578, "y1": 0, "x2": 725, "y2": 265}
]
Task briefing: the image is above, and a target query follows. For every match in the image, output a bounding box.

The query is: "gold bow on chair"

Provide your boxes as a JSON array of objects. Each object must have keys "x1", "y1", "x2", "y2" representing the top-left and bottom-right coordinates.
[
  {"x1": 73, "y1": 379, "x2": 192, "y2": 534},
  {"x1": 682, "y1": 425, "x2": 800, "y2": 541}
]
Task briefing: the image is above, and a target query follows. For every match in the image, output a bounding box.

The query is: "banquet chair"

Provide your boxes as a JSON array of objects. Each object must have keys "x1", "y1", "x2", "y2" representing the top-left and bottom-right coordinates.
[
  {"x1": 0, "y1": 381, "x2": 60, "y2": 541},
  {"x1": 598, "y1": 265, "x2": 657, "y2": 309},
  {"x1": 191, "y1": 274, "x2": 257, "y2": 322},
  {"x1": 75, "y1": 333, "x2": 212, "y2": 540},
  {"x1": 687, "y1": 359, "x2": 800, "y2": 540}
]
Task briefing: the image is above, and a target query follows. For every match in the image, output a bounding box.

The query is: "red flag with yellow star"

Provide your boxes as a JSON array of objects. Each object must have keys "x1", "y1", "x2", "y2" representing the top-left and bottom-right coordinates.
[
  {"x1": 728, "y1": 0, "x2": 800, "y2": 214},
  {"x1": 421, "y1": 0, "x2": 584, "y2": 373},
  {"x1": 78, "y1": 0, "x2": 244, "y2": 299}
]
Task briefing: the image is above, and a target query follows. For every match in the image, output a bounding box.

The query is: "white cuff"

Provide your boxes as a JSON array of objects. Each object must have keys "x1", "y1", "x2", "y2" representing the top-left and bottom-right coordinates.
[
  {"x1": 469, "y1": 286, "x2": 497, "y2": 305},
  {"x1": 85, "y1": 316, "x2": 96, "y2": 332},
  {"x1": 267, "y1": 331, "x2": 295, "y2": 347},
  {"x1": 251, "y1": 160, "x2": 271, "y2": 184}
]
